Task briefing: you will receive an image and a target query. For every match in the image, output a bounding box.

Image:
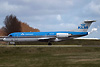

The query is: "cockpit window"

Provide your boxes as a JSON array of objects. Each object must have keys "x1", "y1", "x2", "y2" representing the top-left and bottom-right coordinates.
[{"x1": 9, "y1": 35, "x2": 12, "y2": 37}]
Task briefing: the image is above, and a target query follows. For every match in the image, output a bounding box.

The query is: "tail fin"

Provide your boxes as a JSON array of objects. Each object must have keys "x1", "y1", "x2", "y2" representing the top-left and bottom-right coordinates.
[{"x1": 74, "y1": 20, "x2": 96, "y2": 32}]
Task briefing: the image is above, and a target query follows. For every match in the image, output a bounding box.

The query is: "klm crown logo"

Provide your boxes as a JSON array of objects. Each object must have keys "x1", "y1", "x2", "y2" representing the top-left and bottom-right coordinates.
[{"x1": 78, "y1": 24, "x2": 88, "y2": 29}]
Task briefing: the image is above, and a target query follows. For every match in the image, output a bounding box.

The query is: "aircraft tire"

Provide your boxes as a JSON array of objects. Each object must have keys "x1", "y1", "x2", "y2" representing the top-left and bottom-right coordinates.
[{"x1": 48, "y1": 42, "x2": 52, "y2": 45}]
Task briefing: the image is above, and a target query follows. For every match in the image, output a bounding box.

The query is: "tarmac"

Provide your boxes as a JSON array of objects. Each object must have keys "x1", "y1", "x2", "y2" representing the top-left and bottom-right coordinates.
[
  {"x1": 0, "y1": 45, "x2": 82, "y2": 47},
  {"x1": 0, "y1": 45, "x2": 100, "y2": 47}
]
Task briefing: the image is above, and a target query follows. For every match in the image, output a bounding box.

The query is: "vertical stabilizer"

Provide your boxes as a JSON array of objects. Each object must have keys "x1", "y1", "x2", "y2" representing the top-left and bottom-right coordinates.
[{"x1": 74, "y1": 20, "x2": 96, "y2": 32}]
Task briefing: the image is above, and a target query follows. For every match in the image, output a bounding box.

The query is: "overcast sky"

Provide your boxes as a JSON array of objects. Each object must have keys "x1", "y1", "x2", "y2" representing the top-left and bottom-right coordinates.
[{"x1": 0, "y1": 0, "x2": 100, "y2": 38}]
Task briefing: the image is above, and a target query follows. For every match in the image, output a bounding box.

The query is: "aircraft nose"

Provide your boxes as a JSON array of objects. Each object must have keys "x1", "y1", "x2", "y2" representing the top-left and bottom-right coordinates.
[{"x1": 3, "y1": 38, "x2": 7, "y2": 41}]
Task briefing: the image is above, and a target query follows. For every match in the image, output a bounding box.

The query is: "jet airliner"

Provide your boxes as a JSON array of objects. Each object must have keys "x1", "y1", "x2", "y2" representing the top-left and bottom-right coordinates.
[{"x1": 3, "y1": 20, "x2": 96, "y2": 45}]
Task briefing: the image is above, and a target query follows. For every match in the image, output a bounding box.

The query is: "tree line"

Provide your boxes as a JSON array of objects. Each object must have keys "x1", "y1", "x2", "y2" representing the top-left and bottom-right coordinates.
[{"x1": 0, "y1": 14, "x2": 40, "y2": 36}]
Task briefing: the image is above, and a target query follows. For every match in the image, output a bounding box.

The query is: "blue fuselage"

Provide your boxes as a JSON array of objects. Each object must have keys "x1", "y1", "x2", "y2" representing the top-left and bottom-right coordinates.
[{"x1": 9, "y1": 31, "x2": 88, "y2": 37}]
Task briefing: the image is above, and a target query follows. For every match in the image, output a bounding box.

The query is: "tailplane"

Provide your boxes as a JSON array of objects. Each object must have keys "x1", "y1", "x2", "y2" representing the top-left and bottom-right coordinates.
[{"x1": 73, "y1": 20, "x2": 96, "y2": 32}]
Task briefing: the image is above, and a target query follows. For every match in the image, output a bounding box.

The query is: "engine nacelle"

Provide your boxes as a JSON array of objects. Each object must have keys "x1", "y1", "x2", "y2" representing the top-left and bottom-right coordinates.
[{"x1": 56, "y1": 33, "x2": 71, "y2": 37}]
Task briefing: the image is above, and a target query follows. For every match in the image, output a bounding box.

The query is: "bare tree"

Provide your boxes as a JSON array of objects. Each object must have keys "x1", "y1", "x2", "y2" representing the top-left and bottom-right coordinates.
[{"x1": 3, "y1": 14, "x2": 21, "y2": 35}]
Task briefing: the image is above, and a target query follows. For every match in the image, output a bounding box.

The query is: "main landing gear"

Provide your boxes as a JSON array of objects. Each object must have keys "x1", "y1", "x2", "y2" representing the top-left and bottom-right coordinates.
[
  {"x1": 8, "y1": 42, "x2": 16, "y2": 46},
  {"x1": 48, "y1": 42, "x2": 52, "y2": 45}
]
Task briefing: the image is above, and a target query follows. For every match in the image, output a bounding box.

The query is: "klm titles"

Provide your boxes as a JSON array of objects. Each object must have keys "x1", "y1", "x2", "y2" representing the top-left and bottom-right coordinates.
[{"x1": 78, "y1": 24, "x2": 88, "y2": 29}]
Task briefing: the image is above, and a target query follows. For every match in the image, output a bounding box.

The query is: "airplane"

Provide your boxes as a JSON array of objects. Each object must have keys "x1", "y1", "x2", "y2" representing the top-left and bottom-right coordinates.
[{"x1": 3, "y1": 20, "x2": 96, "y2": 45}]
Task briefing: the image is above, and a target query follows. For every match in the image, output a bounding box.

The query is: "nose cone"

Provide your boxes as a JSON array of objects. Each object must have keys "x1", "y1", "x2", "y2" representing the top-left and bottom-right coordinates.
[{"x1": 3, "y1": 38, "x2": 7, "y2": 41}]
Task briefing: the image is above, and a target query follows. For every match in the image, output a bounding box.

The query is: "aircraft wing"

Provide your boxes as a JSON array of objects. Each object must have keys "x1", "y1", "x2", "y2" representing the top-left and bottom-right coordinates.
[{"x1": 38, "y1": 37, "x2": 56, "y2": 42}]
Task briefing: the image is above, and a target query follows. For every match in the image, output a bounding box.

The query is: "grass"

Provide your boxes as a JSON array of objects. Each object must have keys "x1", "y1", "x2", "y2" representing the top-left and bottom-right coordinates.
[
  {"x1": 0, "y1": 47, "x2": 100, "y2": 67},
  {"x1": 1, "y1": 39, "x2": 100, "y2": 45},
  {"x1": 14, "y1": 39, "x2": 100, "y2": 45}
]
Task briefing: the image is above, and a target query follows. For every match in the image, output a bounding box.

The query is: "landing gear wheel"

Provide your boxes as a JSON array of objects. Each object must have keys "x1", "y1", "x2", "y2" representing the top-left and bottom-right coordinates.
[
  {"x1": 14, "y1": 44, "x2": 16, "y2": 46},
  {"x1": 10, "y1": 42, "x2": 16, "y2": 45},
  {"x1": 48, "y1": 42, "x2": 52, "y2": 45}
]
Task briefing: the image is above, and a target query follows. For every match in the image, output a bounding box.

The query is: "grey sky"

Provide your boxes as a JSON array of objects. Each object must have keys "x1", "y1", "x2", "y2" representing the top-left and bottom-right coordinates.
[{"x1": 0, "y1": 0, "x2": 100, "y2": 37}]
